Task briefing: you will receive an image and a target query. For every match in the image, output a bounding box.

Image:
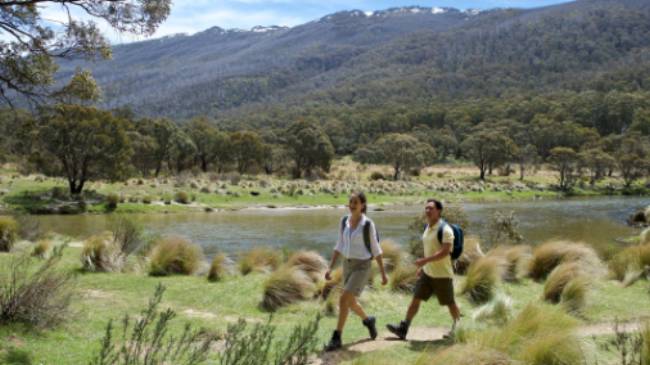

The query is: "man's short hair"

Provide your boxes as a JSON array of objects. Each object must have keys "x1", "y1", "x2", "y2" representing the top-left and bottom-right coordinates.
[{"x1": 426, "y1": 198, "x2": 443, "y2": 211}]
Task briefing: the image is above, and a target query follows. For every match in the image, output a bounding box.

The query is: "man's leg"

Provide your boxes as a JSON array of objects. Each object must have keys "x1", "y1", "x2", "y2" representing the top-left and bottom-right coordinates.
[
  {"x1": 406, "y1": 297, "x2": 422, "y2": 323},
  {"x1": 448, "y1": 302, "x2": 461, "y2": 322}
]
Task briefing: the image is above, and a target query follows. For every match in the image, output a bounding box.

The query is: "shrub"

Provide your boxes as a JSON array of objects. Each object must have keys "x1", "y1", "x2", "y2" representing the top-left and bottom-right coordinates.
[
  {"x1": 461, "y1": 256, "x2": 502, "y2": 305},
  {"x1": 390, "y1": 263, "x2": 418, "y2": 293},
  {"x1": 89, "y1": 284, "x2": 216, "y2": 365},
  {"x1": 14, "y1": 214, "x2": 43, "y2": 242},
  {"x1": 486, "y1": 211, "x2": 524, "y2": 247},
  {"x1": 528, "y1": 240, "x2": 604, "y2": 281},
  {"x1": 487, "y1": 245, "x2": 532, "y2": 282},
  {"x1": 260, "y1": 267, "x2": 316, "y2": 312},
  {"x1": 148, "y1": 237, "x2": 203, "y2": 276},
  {"x1": 379, "y1": 239, "x2": 403, "y2": 272},
  {"x1": 81, "y1": 232, "x2": 123, "y2": 272},
  {"x1": 175, "y1": 191, "x2": 190, "y2": 204},
  {"x1": 286, "y1": 251, "x2": 327, "y2": 282},
  {"x1": 220, "y1": 314, "x2": 321, "y2": 365},
  {"x1": 108, "y1": 215, "x2": 144, "y2": 257},
  {"x1": 0, "y1": 246, "x2": 74, "y2": 328},
  {"x1": 442, "y1": 205, "x2": 471, "y2": 231},
  {"x1": 454, "y1": 236, "x2": 485, "y2": 275},
  {"x1": 104, "y1": 193, "x2": 119, "y2": 211},
  {"x1": 31, "y1": 239, "x2": 52, "y2": 259},
  {"x1": 369, "y1": 171, "x2": 385, "y2": 181},
  {"x1": 207, "y1": 253, "x2": 227, "y2": 282},
  {"x1": 0, "y1": 216, "x2": 19, "y2": 252},
  {"x1": 238, "y1": 247, "x2": 282, "y2": 275},
  {"x1": 141, "y1": 195, "x2": 153, "y2": 204}
]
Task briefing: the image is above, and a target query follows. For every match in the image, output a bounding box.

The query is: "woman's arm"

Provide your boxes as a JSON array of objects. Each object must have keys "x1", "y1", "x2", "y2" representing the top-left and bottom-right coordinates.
[
  {"x1": 375, "y1": 255, "x2": 388, "y2": 285},
  {"x1": 325, "y1": 250, "x2": 340, "y2": 280}
]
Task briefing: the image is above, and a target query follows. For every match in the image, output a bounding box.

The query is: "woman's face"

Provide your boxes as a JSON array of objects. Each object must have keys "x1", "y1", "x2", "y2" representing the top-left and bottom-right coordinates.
[{"x1": 348, "y1": 195, "x2": 364, "y2": 214}]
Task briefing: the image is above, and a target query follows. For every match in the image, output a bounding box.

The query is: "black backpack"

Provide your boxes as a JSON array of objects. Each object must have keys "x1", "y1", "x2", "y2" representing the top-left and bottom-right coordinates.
[
  {"x1": 424, "y1": 220, "x2": 464, "y2": 260},
  {"x1": 341, "y1": 216, "x2": 379, "y2": 258}
]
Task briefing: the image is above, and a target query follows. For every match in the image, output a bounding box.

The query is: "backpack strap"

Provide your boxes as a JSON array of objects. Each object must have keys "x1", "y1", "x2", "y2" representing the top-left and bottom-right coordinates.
[
  {"x1": 437, "y1": 220, "x2": 447, "y2": 245},
  {"x1": 363, "y1": 221, "x2": 374, "y2": 259},
  {"x1": 341, "y1": 216, "x2": 348, "y2": 234}
]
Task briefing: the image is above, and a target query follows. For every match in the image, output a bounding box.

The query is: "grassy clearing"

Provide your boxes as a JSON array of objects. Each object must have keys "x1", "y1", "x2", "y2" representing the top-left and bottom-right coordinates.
[
  {"x1": 1, "y1": 237, "x2": 650, "y2": 364},
  {"x1": 2, "y1": 159, "x2": 644, "y2": 215}
]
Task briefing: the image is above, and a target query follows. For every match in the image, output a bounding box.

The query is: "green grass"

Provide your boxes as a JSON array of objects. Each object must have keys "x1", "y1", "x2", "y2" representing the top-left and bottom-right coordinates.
[{"x1": 1, "y1": 238, "x2": 650, "y2": 364}]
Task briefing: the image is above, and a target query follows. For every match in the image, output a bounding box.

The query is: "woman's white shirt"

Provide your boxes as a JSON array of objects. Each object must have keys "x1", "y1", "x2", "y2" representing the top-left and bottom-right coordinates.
[{"x1": 334, "y1": 214, "x2": 382, "y2": 260}]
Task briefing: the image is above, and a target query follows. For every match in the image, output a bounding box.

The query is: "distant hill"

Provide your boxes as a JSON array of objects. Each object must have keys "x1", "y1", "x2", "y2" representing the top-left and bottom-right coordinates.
[{"x1": 56, "y1": 0, "x2": 650, "y2": 120}]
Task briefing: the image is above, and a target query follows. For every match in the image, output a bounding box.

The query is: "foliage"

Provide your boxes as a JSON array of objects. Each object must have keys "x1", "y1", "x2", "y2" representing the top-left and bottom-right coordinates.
[
  {"x1": 89, "y1": 284, "x2": 215, "y2": 365},
  {"x1": 0, "y1": 215, "x2": 19, "y2": 252},
  {"x1": 355, "y1": 133, "x2": 435, "y2": 180},
  {"x1": 285, "y1": 120, "x2": 335, "y2": 178},
  {"x1": 486, "y1": 211, "x2": 524, "y2": 247},
  {"x1": 461, "y1": 125, "x2": 518, "y2": 180},
  {"x1": 548, "y1": 147, "x2": 581, "y2": 191},
  {"x1": 220, "y1": 314, "x2": 321, "y2": 365},
  {"x1": 0, "y1": 246, "x2": 74, "y2": 328},
  {"x1": 230, "y1": 131, "x2": 267, "y2": 174},
  {"x1": 208, "y1": 253, "x2": 227, "y2": 282}
]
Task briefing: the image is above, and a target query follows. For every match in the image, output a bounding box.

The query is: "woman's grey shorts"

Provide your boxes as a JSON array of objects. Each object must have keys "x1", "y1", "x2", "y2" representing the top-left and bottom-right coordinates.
[{"x1": 342, "y1": 258, "x2": 372, "y2": 296}]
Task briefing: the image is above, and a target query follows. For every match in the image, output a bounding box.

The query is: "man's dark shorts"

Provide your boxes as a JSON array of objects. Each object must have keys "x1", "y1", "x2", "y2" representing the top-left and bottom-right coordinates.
[{"x1": 413, "y1": 273, "x2": 455, "y2": 306}]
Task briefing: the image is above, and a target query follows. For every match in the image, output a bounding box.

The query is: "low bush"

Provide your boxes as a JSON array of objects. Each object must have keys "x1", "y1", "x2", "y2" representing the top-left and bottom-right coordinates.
[
  {"x1": 220, "y1": 314, "x2": 321, "y2": 365},
  {"x1": 89, "y1": 284, "x2": 216, "y2": 365},
  {"x1": 486, "y1": 211, "x2": 524, "y2": 247},
  {"x1": 207, "y1": 253, "x2": 227, "y2": 282},
  {"x1": 175, "y1": 191, "x2": 190, "y2": 204},
  {"x1": 238, "y1": 247, "x2": 282, "y2": 275},
  {"x1": 0, "y1": 216, "x2": 19, "y2": 252},
  {"x1": 369, "y1": 171, "x2": 385, "y2": 181},
  {"x1": 81, "y1": 232, "x2": 123, "y2": 272},
  {"x1": 260, "y1": 267, "x2": 316, "y2": 312},
  {"x1": 31, "y1": 239, "x2": 52, "y2": 259},
  {"x1": 104, "y1": 193, "x2": 119, "y2": 211},
  {"x1": 286, "y1": 251, "x2": 327, "y2": 282},
  {"x1": 528, "y1": 240, "x2": 604, "y2": 281},
  {"x1": 390, "y1": 263, "x2": 418, "y2": 293},
  {"x1": 461, "y1": 256, "x2": 503, "y2": 305},
  {"x1": 148, "y1": 237, "x2": 203, "y2": 276},
  {"x1": 0, "y1": 246, "x2": 74, "y2": 328}
]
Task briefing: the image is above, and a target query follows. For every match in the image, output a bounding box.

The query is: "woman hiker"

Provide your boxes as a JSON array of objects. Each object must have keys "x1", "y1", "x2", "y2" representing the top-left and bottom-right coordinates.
[{"x1": 324, "y1": 191, "x2": 388, "y2": 351}]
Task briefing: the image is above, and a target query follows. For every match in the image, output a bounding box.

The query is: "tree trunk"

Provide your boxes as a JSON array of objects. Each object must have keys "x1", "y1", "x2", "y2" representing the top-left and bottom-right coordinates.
[
  {"x1": 200, "y1": 157, "x2": 208, "y2": 173},
  {"x1": 393, "y1": 165, "x2": 400, "y2": 181},
  {"x1": 519, "y1": 164, "x2": 525, "y2": 181},
  {"x1": 480, "y1": 168, "x2": 485, "y2": 180}
]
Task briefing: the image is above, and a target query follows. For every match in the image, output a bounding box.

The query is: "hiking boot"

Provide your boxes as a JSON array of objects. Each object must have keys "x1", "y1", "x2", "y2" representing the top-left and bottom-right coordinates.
[
  {"x1": 324, "y1": 330, "x2": 342, "y2": 352},
  {"x1": 363, "y1": 316, "x2": 378, "y2": 340},
  {"x1": 386, "y1": 320, "x2": 409, "y2": 340}
]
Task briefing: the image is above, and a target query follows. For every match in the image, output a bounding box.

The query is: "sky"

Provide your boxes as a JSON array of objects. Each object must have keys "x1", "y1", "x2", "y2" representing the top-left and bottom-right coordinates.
[{"x1": 40, "y1": 0, "x2": 573, "y2": 44}]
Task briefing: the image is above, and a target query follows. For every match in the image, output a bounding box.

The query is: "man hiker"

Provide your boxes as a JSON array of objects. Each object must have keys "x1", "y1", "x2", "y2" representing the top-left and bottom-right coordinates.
[{"x1": 387, "y1": 198, "x2": 461, "y2": 340}]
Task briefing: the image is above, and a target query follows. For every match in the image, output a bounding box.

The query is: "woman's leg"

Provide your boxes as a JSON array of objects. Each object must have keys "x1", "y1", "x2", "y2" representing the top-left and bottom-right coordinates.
[
  {"x1": 336, "y1": 290, "x2": 354, "y2": 332},
  {"x1": 349, "y1": 296, "x2": 368, "y2": 321}
]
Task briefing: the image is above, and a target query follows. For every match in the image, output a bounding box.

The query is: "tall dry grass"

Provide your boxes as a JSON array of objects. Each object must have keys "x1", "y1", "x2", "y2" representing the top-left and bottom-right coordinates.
[
  {"x1": 286, "y1": 251, "x2": 327, "y2": 282},
  {"x1": 148, "y1": 236, "x2": 203, "y2": 276},
  {"x1": 390, "y1": 263, "x2": 418, "y2": 293},
  {"x1": 461, "y1": 256, "x2": 503, "y2": 305},
  {"x1": 454, "y1": 236, "x2": 485, "y2": 275},
  {"x1": 260, "y1": 267, "x2": 316, "y2": 312},
  {"x1": 609, "y1": 243, "x2": 650, "y2": 284},
  {"x1": 528, "y1": 240, "x2": 604, "y2": 281},
  {"x1": 379, "y1": 239, "x2": 403, "y2": 272},
  {"x1": 207, "y1": 253, "x2": 227, "y2": 282},
  {"x1": 238, "y1": 247, "x2": 282, "y2": 275},
  {"x1": 487, "y1": 245, "x2": 533, "y2": 282}
]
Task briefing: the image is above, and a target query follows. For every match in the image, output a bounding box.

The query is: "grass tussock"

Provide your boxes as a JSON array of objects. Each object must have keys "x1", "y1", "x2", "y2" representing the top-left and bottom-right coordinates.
[
  {"x1": 426, "y1": 344, "x2": 513, "y2": 365},
  {"x1": 543, "y1": 263, "x2": 590, "y2": 313},
  {"x1": 642, "y1": 228, "x2": 650, "y2": 245},
  {"x1": 261, "y1": 266, "x2": 316, "y2": 312},
  {"x1": 608, "y1": 243, "x2": 650, "y2": 284},
  {"x1": 461, "y1": 256, "x2": 503, "y2": 305},
  {"x1": 0, "y1": 215, "x2": 19, "y2": 252},
  {"x1": 148, "y1": 236, "x2": 203, "y2": 276},
  {"x1": 390, "y1": 263, "x2": 418, "y2": 293},
  {"x1": 453, "y1": 303, "x2": 584, "y2": 365},
  {"x1": 454, "y1": 236, "x2": 485, "y2": 275},
  {"x1": 560, "y1": 276, "x2": 589, "y2": 314},
  {"x1": 487, "y1": 245, "x2": 532, "y2": 282},
  {"x1": 286, "y1": 250, "x2": 327, "y2": 282},
  {"x1": 379, "y1": 239, "x2": 403, "y2": 272},
  {"x1": 528, "y1": 240, "x2": 604, "y2": 281},
  {"x1": 31, "y1": 239, "x2": 53, "y2": 259},
  {"x1": 238, "y1": 247, "x2": 281, "y2": 275},
  {"x1": 207, "y1": 253, "x2": 227, "y2": 282},
  {"x1": 642, "y1": 322, "x2": 650, "y2": 365},
  {"x1": 472, "y1": 292, "x2": 513, "y2": 325},
  {"x1": 81, "y1": 232, "x2": 123, "y2": 272}
]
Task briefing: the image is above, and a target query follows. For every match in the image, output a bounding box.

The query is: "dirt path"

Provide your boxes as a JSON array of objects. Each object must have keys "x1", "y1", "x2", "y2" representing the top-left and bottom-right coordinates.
[{"x1": 310, "y1": 320, "x2": 647, "y2": 365}]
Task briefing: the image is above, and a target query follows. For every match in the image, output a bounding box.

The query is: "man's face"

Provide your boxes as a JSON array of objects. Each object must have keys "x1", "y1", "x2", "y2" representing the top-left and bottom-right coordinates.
[{"x1": 425, "y1": 202, "x2": 440, "y2": 221}]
